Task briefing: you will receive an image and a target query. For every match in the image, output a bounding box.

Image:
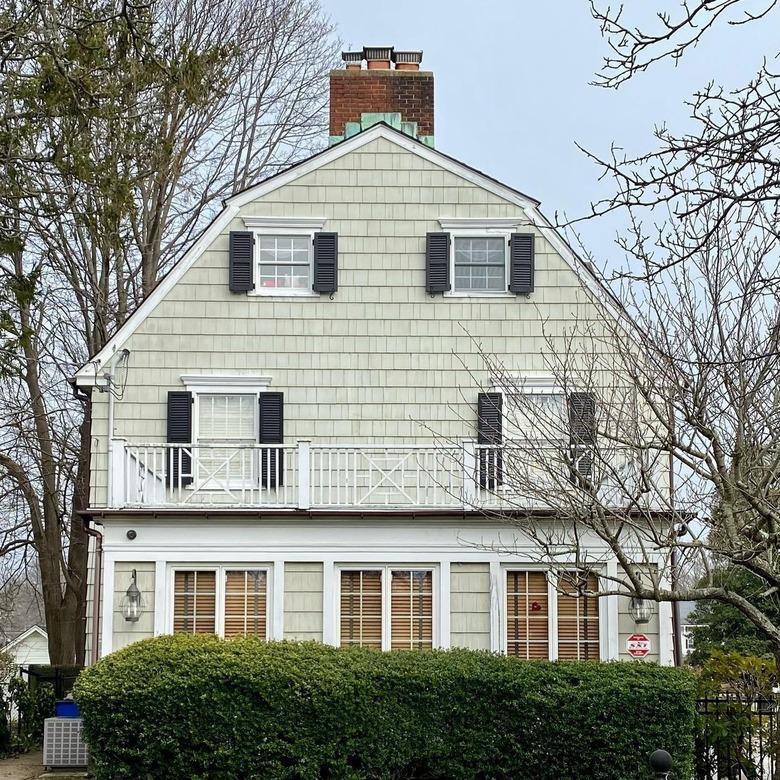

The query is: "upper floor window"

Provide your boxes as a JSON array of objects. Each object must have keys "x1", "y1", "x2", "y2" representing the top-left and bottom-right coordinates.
[
  {"x1": 453, "y1": 236, "x2": 508, "y2": 293},
  {"x1": 257, "y1": 235, "x2": 312, "y2": 293},
  {"x1": 196, "y1": 393, "x2": 256, "y2": 483}
]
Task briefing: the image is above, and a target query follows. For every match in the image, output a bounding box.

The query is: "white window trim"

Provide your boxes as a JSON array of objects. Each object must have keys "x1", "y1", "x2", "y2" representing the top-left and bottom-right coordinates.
[
  {"x1": 168, "y1": 564, "x2": 273, "y2": 640},
  {"x1": 501, "y1": 567, "x2": 605, "y2": 660},
  {"x1": 445, "y1": 230, "x2": 515, "y2": 298},
  {"x1": 335, "y1": 564, "x2": 439, "y2": 651},
  {"x1": 248, "y1": 226, "x2": 320, "y2": 298}
]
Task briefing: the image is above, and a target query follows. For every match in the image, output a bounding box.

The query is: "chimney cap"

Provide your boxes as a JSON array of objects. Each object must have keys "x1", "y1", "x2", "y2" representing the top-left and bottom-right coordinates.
[
  {"x1": 392, "y1": 50, "x2": 423, "y2": 65},
  {"x1": 341, "y1": 51, "x2": 363, "y2": 64}
]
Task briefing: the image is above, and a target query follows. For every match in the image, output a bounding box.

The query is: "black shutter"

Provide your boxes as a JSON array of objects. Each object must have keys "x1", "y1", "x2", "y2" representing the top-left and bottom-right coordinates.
[
  {"x1": 509, "y1": 233, "x2": 535, "y2": 294},
  {"x1": 259, "y1": 392, "x2": 284, "y2": 488},
  {"x1": 477, "y1": 392, "x2": 503, "y2": 489},
  {"x1": 313, "y1": 232, "x2": 338, "y2": 294},
  {"x1": 426, "y1": 232, "x2": 450, "y2": 293},
  {"x1": 229, "y1": 231, "x2": 254, "y2": 292},
  {"x1": 568, "y1": 392, "x2": 596, "y2": 483},
  {"x1": 166, "y1": 391, "x2": 193, "y2": 487}
]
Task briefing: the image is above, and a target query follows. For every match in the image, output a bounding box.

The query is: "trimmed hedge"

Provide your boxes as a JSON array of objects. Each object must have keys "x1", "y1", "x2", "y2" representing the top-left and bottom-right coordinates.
[{"x1": 75, "y1": 636, "x2": 696, "y2": 780}]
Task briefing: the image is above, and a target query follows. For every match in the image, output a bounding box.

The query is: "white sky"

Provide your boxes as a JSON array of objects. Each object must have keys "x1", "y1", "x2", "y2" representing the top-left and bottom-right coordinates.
[{"x1": 322, "y1": 0, "x2": 778, "y2": 272}]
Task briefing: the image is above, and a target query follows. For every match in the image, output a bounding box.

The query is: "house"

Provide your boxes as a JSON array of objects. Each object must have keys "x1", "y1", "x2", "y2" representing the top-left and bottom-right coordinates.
[
  {"x1": 1, "y1": 626, "x2": 49, "y2": 671},
  {"x1": 73, "y1": 46, "x2": 674, "y2": 663}
]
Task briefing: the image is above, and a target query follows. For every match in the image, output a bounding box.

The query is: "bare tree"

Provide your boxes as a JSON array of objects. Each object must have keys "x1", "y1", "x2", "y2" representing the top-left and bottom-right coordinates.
[
  {"x1": 573, "y1": 2, "x2": 780, "y2": 274},
  {"x1": 469, "y1": 186, "x2": 780, "y2": 671},
  {"x1": 0, "y1": 0, "x2": 338, "y2": 664}
]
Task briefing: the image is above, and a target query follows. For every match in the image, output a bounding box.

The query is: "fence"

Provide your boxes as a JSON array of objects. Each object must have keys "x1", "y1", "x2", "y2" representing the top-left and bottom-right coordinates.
[{"x1": 696, "y1": 694, "x2": 779, "y2": 779}]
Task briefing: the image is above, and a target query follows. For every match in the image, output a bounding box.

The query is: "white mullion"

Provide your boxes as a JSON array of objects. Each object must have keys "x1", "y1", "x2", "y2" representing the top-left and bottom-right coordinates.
[{"x1": 382, "y1": 566, "x2": 391, "y2": 652}]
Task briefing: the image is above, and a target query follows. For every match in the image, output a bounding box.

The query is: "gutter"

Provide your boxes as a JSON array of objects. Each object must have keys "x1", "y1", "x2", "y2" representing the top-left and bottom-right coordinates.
[{"x1": 83, "y1": 519, "x2": 103, "y2": 665}]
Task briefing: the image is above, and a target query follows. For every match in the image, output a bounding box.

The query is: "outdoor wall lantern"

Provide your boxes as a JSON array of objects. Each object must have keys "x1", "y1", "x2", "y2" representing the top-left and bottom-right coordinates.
[
  {"x1": 628, "y1": 595, "x2": 652, "y2": 624},
  {"x1": 122, "y1": 569, "x2": 143, "y2": 623}
]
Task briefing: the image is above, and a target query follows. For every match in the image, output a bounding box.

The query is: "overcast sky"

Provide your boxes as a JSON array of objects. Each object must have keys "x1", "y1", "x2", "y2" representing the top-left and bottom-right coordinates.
[{"x1": 322, "y1": 0, "x2": 777, "y2": 271}]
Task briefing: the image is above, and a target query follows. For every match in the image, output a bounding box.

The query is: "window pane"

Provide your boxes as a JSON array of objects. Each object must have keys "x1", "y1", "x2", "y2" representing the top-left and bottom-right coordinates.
[
  {"x1": 224, "y1": 570, "x2": 267, "y2": 638},
  {"x1": 340, "y1": 570, "x2": 382, "y2": 648},
  {"x1": 197, "y1": 395, "x2": 256, "y2": 482},
  {"x1": 390, "y1": 570, "x2": 433, "y2": 651},
  {"x1": 453, "y1": 237, "x2": 506, "y2": 292},
  {"x1": 557, "y1": 572, "x2": 600, "y2": 660},
  {"x1": 173, "y1": 570, "x2": 216, "y2": 634},
  {"x1": 256, "y1": 235, "x2": 311, "y2": 291},
  {"x1": 506, "y1": 571, "x2": 549, "y2": 659}
]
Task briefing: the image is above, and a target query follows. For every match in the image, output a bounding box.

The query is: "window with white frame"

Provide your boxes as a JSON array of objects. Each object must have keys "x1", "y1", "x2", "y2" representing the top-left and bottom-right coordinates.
[
  {"x1": 257, "y1": 234, "x2": 312, "y2": 293},
  {"x1": 338, "y1": 567, "x2": 434, "y2": 651},
  {"x1": 504, "y1": 569, "x2": 601, "y2": 660},
  {"x1": 196, "y1": 394, "x2": 257, "y2": 484},
  {"x1": 172, "y1": 566, "x2": 269, "y2": 638},
  {"x1": 453, "y1": 236, "x2": 508, "y2": 293}
]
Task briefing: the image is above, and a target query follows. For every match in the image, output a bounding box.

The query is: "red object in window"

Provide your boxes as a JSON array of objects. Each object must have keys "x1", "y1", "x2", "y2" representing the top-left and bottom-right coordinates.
[
  {"x1": 531, "y1": 601, "x2": 542, "y2": 612},
  {"x1": 262, "y1": 280, "x2": 277, "y2": 287}
]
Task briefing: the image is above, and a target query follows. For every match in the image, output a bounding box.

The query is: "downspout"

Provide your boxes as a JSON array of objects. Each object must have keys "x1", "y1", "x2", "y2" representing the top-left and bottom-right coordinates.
[
  {"x1": 107, "y1": 384, "x2": 114, "y2": 506},
  {"x1": 84, "y1": 520, "x2": 103, "y2": 665}
]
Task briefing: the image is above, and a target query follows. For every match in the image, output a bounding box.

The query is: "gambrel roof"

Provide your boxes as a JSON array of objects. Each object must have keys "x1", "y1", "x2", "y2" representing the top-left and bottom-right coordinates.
[{"x1": 73, "y1": 122, "x2": 620, "y2": 386}]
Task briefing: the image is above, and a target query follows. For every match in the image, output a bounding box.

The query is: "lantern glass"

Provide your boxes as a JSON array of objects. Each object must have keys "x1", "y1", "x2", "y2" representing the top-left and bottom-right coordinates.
[
  {"x1": 629, "y1": 596, "x2": 652, "y2": 624},
  {"x1": 122, "y1": 570, "x2": 144, "y2": 623}
]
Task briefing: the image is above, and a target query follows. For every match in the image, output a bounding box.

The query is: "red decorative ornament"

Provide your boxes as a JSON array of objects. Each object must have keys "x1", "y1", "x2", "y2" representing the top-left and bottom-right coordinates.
[{"x1": 531, "y1": 601, "x2": 542, "y2": 612}]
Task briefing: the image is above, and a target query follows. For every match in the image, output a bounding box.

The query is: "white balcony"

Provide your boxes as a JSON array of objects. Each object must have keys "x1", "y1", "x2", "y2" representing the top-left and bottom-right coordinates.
[{"x1": 108, "y1": 439, "x2": 654, "y2": 511}]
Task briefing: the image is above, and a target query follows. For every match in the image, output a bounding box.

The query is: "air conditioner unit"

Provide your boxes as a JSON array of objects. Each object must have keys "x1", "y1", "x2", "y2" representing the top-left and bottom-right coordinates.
[{"x1": 43, "y1": 717, "x2": 89, "y2": 769}]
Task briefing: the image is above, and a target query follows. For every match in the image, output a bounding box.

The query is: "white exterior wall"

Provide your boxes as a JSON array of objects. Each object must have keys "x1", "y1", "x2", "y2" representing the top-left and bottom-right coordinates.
[
  {"x1": 99, "y1": 516, "x2": 669, "y2": 663},
  {"x1": 87, "y1": 135, "x2": 604, "y2": 506}
]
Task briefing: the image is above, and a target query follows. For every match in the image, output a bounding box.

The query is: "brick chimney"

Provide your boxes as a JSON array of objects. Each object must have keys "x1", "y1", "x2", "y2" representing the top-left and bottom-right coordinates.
[{"x1": 329, "y1": 46, "x2": 434, "y2": 147}]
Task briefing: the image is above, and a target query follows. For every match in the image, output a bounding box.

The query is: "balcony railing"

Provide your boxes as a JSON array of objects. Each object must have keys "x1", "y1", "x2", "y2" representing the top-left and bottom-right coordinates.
[{"x1": 108, "y1": 438, "x2": 655, "y2": 510}]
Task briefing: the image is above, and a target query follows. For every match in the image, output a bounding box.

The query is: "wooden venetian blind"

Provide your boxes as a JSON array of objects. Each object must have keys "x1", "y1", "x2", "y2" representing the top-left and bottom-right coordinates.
[
  {"x1": 173, "y1": 570, "x2": 216, "y2": 634},
  {"x1": 340, "y1": 570, "x2": 382, "y2": 649},
  {"x1": 506, "y1": 571, "x2": 549, "y2": 659},
  {"x1": 224, "y1": 570, "x2": 267, "y2": 638},
  {"x1": 557, "y1": 572, "x2": 600, "y2": 660},
  {"x1": 390, "y1": 570, "x2": 433, "y2": 651}
]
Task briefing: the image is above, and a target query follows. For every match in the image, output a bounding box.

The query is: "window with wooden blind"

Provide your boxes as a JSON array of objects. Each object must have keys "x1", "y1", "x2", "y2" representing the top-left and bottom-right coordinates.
[
  {"x1": 338, "y1": 567, "x2": 435, "y2": 651},
  {"x1": 390, "y1": 570, "x2": 433, "y2": 651},
  {"x1": 172, "y1": 567, "x2": 269, "y2": 638},
  {"x1": 556, "y1": 572, "x2": 600, "y2": 660},
  {"x1": 173, "y1": 570, "x2": 217, "y2": 634},
  {"x1": 506, "y1": 571, "x2": 549, "y2": 659},
  {"x1": 340, "y1": 570, "x2": 382, "y2": 649},
  {"x1": 224, "y1": 570, "x2": 267, "y2": 638}
]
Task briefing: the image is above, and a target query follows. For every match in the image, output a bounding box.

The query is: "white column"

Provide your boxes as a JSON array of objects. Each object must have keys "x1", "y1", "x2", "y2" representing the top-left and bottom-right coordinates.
[
  {"x1": 272, "y1": 560, "x2": 285, "y2": 640},
  {"x1": 548, "y1": 574, "x2": 559, "y2": 661},
  {"x1": 605, "y1": 560, "x2": 620, "y2": 661},
  {"x1": 110, "y1": 438, "x2": 127, "y2": 508},
  {"x1": 297, "y1": 440, "x2": 311, "y2": 510},
  {"x1": 438, "y1": 561, "x2": 451, "y2": 649},
  {"x1": 658, "y1": 601, "x2": 673, "y2": 665},
  {"x1": 100, "y1": 555, "x2": 115, "y2": 658},
  {"x1": 462, "y1": 439, "x2": 477, "y2": 506},
  {"x1": 322, "y1": 560, "x2": 337, "y2": 646},
  {"x1": 489, "y1": 559, "x2": 501, "y2": 652}
]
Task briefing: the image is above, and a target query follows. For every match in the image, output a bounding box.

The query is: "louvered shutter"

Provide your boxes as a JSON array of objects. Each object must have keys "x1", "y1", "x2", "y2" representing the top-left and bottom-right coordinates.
[
  {"x1": 477, "y1": 392, "x2": 503, "y2": 489},
  {"x1": 313, "y1": 232, "x2": 338, "y2": 294},
  {"x1": 259, "y1": 392, "x2": 284, "y2": 488},
  {"x1": 425, "y1": 232, "x2": 450, "y2": 293},
  {"x1": 229, "y1": 231, "x2": 254, "y2": 292},
  {"x1": 509, "y1": 233, "x2": 535, "y2": 294},
  {"x1": 568, "y1": 392, "x2": 596, "y2": 483},
  {"x1": 166, "y1": 391, "x2": 193, "y2": 488}
]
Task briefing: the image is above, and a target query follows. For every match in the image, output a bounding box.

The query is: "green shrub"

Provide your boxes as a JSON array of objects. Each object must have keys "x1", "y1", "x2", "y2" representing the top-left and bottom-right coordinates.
[{"x1": 75, "y1": 636, "x2": 696, "y2": 780}]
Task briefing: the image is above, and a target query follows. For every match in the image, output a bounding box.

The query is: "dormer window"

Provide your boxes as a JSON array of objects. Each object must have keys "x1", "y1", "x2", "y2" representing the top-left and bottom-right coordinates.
[{"x1": 453, "y1": 236, "x2": 508, "y2": 293}]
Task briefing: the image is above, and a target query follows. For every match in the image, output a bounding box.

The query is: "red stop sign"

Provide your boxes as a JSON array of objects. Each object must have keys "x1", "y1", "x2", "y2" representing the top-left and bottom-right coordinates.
[{"x1": 627, "y1": 633, "x2": 651, "y2": 658}]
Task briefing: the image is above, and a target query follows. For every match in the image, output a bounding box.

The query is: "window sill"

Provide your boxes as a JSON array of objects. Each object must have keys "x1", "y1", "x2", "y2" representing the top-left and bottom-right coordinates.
[
  {"x1": 444, "y1": 291, "x2": 519, "y2": 299},
  {"x1": 247, "y1": 290, "x2": 321, "y2": 298}
]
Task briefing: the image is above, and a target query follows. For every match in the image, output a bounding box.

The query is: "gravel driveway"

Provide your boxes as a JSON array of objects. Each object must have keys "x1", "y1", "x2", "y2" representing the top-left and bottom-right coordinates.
[{"x1": 0, "y1": 751, "x2": 42, "y2": 780}]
